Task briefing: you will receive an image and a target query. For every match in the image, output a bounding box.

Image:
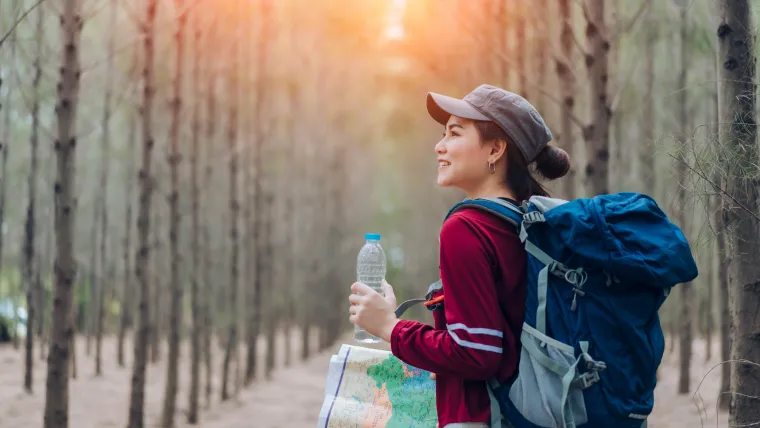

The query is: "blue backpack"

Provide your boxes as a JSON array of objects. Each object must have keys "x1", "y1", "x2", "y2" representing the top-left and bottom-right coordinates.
[{"x1": 394, "y1": 192, "x2": 698, "y2": 428}]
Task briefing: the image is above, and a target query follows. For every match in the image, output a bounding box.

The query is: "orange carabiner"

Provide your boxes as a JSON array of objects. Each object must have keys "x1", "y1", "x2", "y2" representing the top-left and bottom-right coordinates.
[{"x1": 424, "y1": 295, "x2": 445, "y2": 307}]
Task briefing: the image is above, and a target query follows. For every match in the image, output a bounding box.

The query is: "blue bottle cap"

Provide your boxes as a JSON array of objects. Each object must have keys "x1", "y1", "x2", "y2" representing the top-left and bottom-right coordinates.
[{"x1": 365, "y1": 233, "x2": 381, "y2": 241}]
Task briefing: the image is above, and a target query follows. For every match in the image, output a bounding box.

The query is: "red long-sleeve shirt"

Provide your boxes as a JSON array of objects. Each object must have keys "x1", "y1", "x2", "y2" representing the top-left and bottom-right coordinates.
[{"x1": 390, "y1": 206, "x2": 527, "y2": 427}]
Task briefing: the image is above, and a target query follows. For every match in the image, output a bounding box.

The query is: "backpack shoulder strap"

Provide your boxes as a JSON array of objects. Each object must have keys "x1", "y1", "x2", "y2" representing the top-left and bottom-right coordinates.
[{"x1": 444, "y1": 197, "x2": 525, "y2": 230}]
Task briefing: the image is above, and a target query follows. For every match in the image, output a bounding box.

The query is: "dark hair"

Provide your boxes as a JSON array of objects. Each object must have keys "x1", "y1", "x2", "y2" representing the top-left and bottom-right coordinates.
[{"x1": 473, "y1": 120, "x2": 570, "y2": 202}]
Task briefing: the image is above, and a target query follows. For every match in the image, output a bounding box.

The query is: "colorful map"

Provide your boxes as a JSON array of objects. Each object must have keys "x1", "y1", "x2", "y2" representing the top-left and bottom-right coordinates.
[{"x1": 317, "y1": 344, "x2": 438, "y2": 427}]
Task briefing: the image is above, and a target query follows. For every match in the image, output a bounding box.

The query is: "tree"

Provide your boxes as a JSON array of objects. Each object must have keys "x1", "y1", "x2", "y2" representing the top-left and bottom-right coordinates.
[
  {"x1": 118, "y1": 41, "x2": 140, "y2": 370},
  {"x1": 640, "y1": 2, "x2": 656, "y2": 193},
  {"x1": 95, "y1": 0, "x2": 117, "y2": 377},
  {"x1": 583, "y1": 0, "x2": 612, "y2": 195},
  {"x1": 221, "y1": 0, "x2": 241, "y2": 400},
  {"x1": 43, "y1": 0, "x2": 83, "y2": 425},
  {"x1": 187, "y1": 2, "x2": 203, "y2": 423},
  {"x1": 676, "y1": 0, "x2": 693, "y2": 395},
  {"x1": 557, "y1": 0, "x2": 577, "y2": 199},
  {"x1": 127, "y1": 0, "x2": 158, "y2": 425},
  {"x1": 161, "y1": 0, "x2": 187, "y2": 424},
  {"x1": 24, "y1": 0, "x2": 45, "y2": 393},
  {"x1": 715, "y1": 0, "x2": 760, "y2": 423},
  {"x1": 246, "y1": 0, "x2": 271, "y2": 386}
]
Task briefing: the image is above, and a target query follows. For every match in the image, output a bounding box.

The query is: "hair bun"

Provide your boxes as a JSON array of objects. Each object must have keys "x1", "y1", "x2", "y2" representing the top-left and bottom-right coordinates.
[{"x1": 533, "y1": 146, "x2": 570, "y2": 180}]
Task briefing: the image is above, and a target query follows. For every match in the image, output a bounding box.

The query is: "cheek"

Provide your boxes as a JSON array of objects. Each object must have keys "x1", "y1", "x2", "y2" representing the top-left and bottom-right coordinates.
[{"x1": 450, "y1": 147, "x2": 482, "y2": 173}]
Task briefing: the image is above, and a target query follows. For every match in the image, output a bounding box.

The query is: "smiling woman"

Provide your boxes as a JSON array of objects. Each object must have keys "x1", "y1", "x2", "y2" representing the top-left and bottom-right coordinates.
[{"x1": 349, "y1": 84, "x2": 570, "y2": 428}]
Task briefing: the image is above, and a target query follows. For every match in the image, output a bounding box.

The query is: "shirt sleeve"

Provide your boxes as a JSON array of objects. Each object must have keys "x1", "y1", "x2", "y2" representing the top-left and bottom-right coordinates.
[{"x1": 390, "y1": 212, "x2": 505, "y2": 380}]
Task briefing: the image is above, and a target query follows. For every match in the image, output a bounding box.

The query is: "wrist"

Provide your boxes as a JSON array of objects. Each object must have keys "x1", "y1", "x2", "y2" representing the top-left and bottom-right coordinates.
[{"x1": 380, "y1": 318, "x2": 400, "y2": 343}]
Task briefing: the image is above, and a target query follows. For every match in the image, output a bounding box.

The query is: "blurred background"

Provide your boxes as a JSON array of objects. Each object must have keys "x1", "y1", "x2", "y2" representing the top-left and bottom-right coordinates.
[{"x1": 0, "y1": 0, "x2": 755, "y2": 427}]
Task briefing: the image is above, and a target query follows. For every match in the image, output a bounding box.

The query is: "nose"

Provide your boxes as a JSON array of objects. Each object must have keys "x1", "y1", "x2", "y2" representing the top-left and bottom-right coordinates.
[{"x1": 435, "y1": 138, "x2": 446, "y2": 155}]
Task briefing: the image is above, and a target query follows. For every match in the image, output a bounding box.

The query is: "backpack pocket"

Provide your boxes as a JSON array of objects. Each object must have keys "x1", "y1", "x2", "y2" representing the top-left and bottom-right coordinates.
[{"x1": 507, "y1": 323, "x2": 588, "y2": 428}]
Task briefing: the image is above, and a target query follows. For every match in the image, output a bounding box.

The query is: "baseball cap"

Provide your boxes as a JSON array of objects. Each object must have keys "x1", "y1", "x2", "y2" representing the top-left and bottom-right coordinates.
[{"x1": 426, "y1": 84, "x2": 553, "y2": 163}]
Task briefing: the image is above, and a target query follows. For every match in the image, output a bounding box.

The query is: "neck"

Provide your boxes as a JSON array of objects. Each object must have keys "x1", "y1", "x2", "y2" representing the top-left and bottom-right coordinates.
[{"x1": 465, "y1": 179, "x2": 517, "y2": 201}]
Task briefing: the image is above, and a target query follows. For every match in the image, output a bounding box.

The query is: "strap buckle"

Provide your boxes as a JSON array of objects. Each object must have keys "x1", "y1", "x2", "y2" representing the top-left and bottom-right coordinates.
[
  {"x1": 572, "y1": 370, "x2": 601, "y2": 389},
  {"x1": 523, "y1": 211, "x2": 545, "y2": 224}
]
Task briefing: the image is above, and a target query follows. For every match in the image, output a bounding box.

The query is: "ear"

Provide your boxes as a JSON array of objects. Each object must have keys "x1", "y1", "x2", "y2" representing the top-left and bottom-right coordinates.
[{"x1": 488, "y1": 139, "x2": 508, "y2": 164}]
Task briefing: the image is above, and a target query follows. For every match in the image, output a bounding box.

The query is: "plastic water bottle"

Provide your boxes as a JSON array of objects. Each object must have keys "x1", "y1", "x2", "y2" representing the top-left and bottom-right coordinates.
[{"x1": 354, "y1": 233, "x2": 387, "y2": 344}]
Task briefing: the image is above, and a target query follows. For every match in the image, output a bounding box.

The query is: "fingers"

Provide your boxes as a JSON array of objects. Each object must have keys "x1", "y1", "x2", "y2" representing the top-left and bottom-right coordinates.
[
  {"x1": 430, "y1": 373, "x2": 436, "y2": 380},
  {"x1": 348, "y1": 293, "x2": 361, "y2": 305},
  {"x1": 382, "y1": 280, "x2": 395, "y2": 298},
  {"x1": 351, "y1": 281, "x2": 373, "y2": 295},
  {"x1": 382, "y1": 280, "x2": 396, "y2": 306},
  {"x1": 349, "y1": 305, "x2": 358, "y2": 315}
]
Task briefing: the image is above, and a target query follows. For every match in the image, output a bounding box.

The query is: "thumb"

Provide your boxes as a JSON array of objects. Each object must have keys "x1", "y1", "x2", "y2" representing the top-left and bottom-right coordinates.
[{"x1": 382, "y1": 280, "x2": 396, "y2": 305}]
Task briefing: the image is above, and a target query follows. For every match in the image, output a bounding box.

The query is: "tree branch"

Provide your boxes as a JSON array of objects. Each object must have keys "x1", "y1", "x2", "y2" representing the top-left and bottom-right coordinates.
[
  {"x1": 610, "y1": 0, "x2": 652, "y2": 42},
  {"x1": 667, "y1": 153, "x2": 760, "y2": 223},
  {"x1": 0, "y1": 0, "x2": 45, "y2": 48}
]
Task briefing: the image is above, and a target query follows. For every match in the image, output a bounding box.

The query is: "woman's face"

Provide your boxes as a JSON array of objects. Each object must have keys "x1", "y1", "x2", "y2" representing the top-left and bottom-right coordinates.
[{"x1": 434, "y1": 115, "x2": 492, "y2": 191}]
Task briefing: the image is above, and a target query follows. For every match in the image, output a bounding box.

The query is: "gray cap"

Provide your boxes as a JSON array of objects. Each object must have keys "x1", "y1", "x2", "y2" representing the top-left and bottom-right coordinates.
[{"x1": 426, "y1": 84, "x2": 553, "y2": 163}]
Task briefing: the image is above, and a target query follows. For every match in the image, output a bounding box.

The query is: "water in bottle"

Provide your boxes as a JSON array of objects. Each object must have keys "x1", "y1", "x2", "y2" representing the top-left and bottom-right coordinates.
[{"x1": 354, "y1": 233, "x2": 387, "y2": 344}]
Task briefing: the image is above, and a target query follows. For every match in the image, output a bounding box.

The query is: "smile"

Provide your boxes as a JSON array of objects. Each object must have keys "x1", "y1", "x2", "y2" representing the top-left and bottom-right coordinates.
[{"x1": 438, "y1": 161, "x2": 451, "y2": 167}]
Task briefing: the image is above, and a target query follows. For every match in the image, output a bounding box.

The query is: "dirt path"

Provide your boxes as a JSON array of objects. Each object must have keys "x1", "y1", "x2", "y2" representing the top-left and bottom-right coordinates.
[{"x1": 0, "y1": 333, "x2": 731, "y2": 428}]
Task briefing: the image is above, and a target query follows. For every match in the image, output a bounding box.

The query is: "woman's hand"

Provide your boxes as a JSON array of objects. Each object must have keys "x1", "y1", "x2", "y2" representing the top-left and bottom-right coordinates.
[{"x1": 348, "y1": 280, "x2": 399, "y2": 342}]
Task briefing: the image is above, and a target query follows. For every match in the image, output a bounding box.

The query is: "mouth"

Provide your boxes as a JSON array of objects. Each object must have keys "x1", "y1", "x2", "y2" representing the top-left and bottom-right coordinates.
[{"x1": 438, "y1": 160, "x2": 451, "y2": 168}]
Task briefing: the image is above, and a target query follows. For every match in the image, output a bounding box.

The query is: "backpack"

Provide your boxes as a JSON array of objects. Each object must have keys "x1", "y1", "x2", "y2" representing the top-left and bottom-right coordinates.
[{"x1": 394, "y1": 192, "x2": 698, "y2": 428}]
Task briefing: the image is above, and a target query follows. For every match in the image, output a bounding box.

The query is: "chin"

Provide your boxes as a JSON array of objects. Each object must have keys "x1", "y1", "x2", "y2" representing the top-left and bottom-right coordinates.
[{"x1": 436, "y1": 174, "x2": 454, "y2": 188}]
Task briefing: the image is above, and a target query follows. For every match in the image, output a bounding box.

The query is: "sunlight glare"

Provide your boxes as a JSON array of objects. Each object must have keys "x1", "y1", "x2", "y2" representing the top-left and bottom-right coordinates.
[{"x1": 384, "y1": 0, "x2": 407, "y2": 40}]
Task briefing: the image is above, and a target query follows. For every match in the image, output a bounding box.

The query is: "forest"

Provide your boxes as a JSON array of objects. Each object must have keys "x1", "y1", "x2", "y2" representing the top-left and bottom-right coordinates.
[{"x1": 0, "y1": 0, "x2": 759, "y2": 427}]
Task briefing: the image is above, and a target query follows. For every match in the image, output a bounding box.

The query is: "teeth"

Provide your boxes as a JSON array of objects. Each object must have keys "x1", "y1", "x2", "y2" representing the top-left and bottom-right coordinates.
[{"x1": 438, "y1": 161, "x2": 450, "y2": 167}]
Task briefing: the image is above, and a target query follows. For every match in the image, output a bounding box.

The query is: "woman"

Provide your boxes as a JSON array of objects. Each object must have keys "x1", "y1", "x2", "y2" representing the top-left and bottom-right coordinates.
[{"x1": 348, "y1": 84, "x2": 570, "y2": 428}]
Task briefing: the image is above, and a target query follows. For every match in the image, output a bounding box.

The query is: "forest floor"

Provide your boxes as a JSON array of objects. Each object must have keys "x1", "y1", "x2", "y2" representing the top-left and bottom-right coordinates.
[{"x1": 0, "y1": 331, "x2": 732, "y2": 428}]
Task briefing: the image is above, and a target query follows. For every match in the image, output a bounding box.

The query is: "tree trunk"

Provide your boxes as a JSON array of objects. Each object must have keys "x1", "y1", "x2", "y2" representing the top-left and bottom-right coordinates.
[
  {"x1": 263, "y1": 91, "x2": 276, "y2": 380},
  {"x1": 497, "y1": 0, "x2": 509, "y2": 87},
  {"x1": 641, "y1": 8, "x2": 655, "y2": 193},
  {"x1": 246, "y1": 0, "x2": 270, "y2": 386},
  {"x1": 711, "y1": 36, "x2": 732, "y2": 414},
  {"x1": 0, "y1": 9, "x2": 15, "y2": 315},
  {"x1": 609, "y1": 0, "x2": 623, "y2": 192},
  {"x1": 515, "y1": 3, "x2": 527, "y2": 99},
  {"x1": 534, "y1": 0, "x2": 548, "y2": 113},
  {"x1": 717, "y1": 208, "x2": 731, "y2": 411},
  {"x1": 202, "y1": 11, "x2": 217, "y2": 405},
  {"x1": 187, "y1": 4, "x2": 202, "y2": 424},
  {"x1": 715, "y1": 0, "x2": 760, "y2": 423},
  {"x1": 676, "y1": 1, "x2": 693, "y2": 395},
  {"x1": 557, "y1": 0, "x2": 576, "y2": 200},
  {"x1": 583, "y1": 0, "x2": 611, "y2": 196},
  {"x1": 221, "y1": 1, "x2": 240, "y2": 399},
  {"x1": 705, "y1": 226, "x2": 714, "y2": 362},
  {"x1": 149, "y1": 205, "x2": 162, "y2": 364},
  {"x1": 149, "y1": 202, "x2": 164, "y2": 363},
  {"x1": 127, "y1": 0, "x2": 157, "y2": 426},
  {"x1": 43, "y1": 0, "x2": 83, "y2": 425},
  {"x1": 24, "y1": 0, "x2": 44, "y2": 394},
  {"x1": 118, "y1": 43, "x2": 139, "y2": 369},
  {"x1": 242, "y1": 6, "x2": 255, "y2": 385},
  {"x1": 87, "y1": 205, "x2": 98, "y2": 357},
  {"x1": 161, "y1": 1, "x2": 186, "y2": 425},
  {"x1": 95, "y1": 0, "x2": 116, "y2": 377}
]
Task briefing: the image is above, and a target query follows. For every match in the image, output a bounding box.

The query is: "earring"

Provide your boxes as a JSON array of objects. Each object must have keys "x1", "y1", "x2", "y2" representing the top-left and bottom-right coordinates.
[{"x1": 488, "y1": 162, "x2": 496, "y2": 174}]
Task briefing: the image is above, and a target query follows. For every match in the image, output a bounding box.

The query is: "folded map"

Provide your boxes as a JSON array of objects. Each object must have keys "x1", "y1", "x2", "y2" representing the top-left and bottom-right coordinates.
[{"x1": 317, "y1": 344, "x2": 438, "y2": 427}]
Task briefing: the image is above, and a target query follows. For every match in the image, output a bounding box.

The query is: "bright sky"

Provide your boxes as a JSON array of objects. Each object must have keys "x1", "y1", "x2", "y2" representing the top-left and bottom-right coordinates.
[{"x1": 384, "y1": 0, "x2": 407, "y2": 40}]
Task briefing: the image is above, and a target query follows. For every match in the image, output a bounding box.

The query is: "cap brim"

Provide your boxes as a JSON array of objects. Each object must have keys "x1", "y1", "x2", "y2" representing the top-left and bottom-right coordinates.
[{"x1": 426, "y1": 92, "x2": 490, "y2": 126}]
